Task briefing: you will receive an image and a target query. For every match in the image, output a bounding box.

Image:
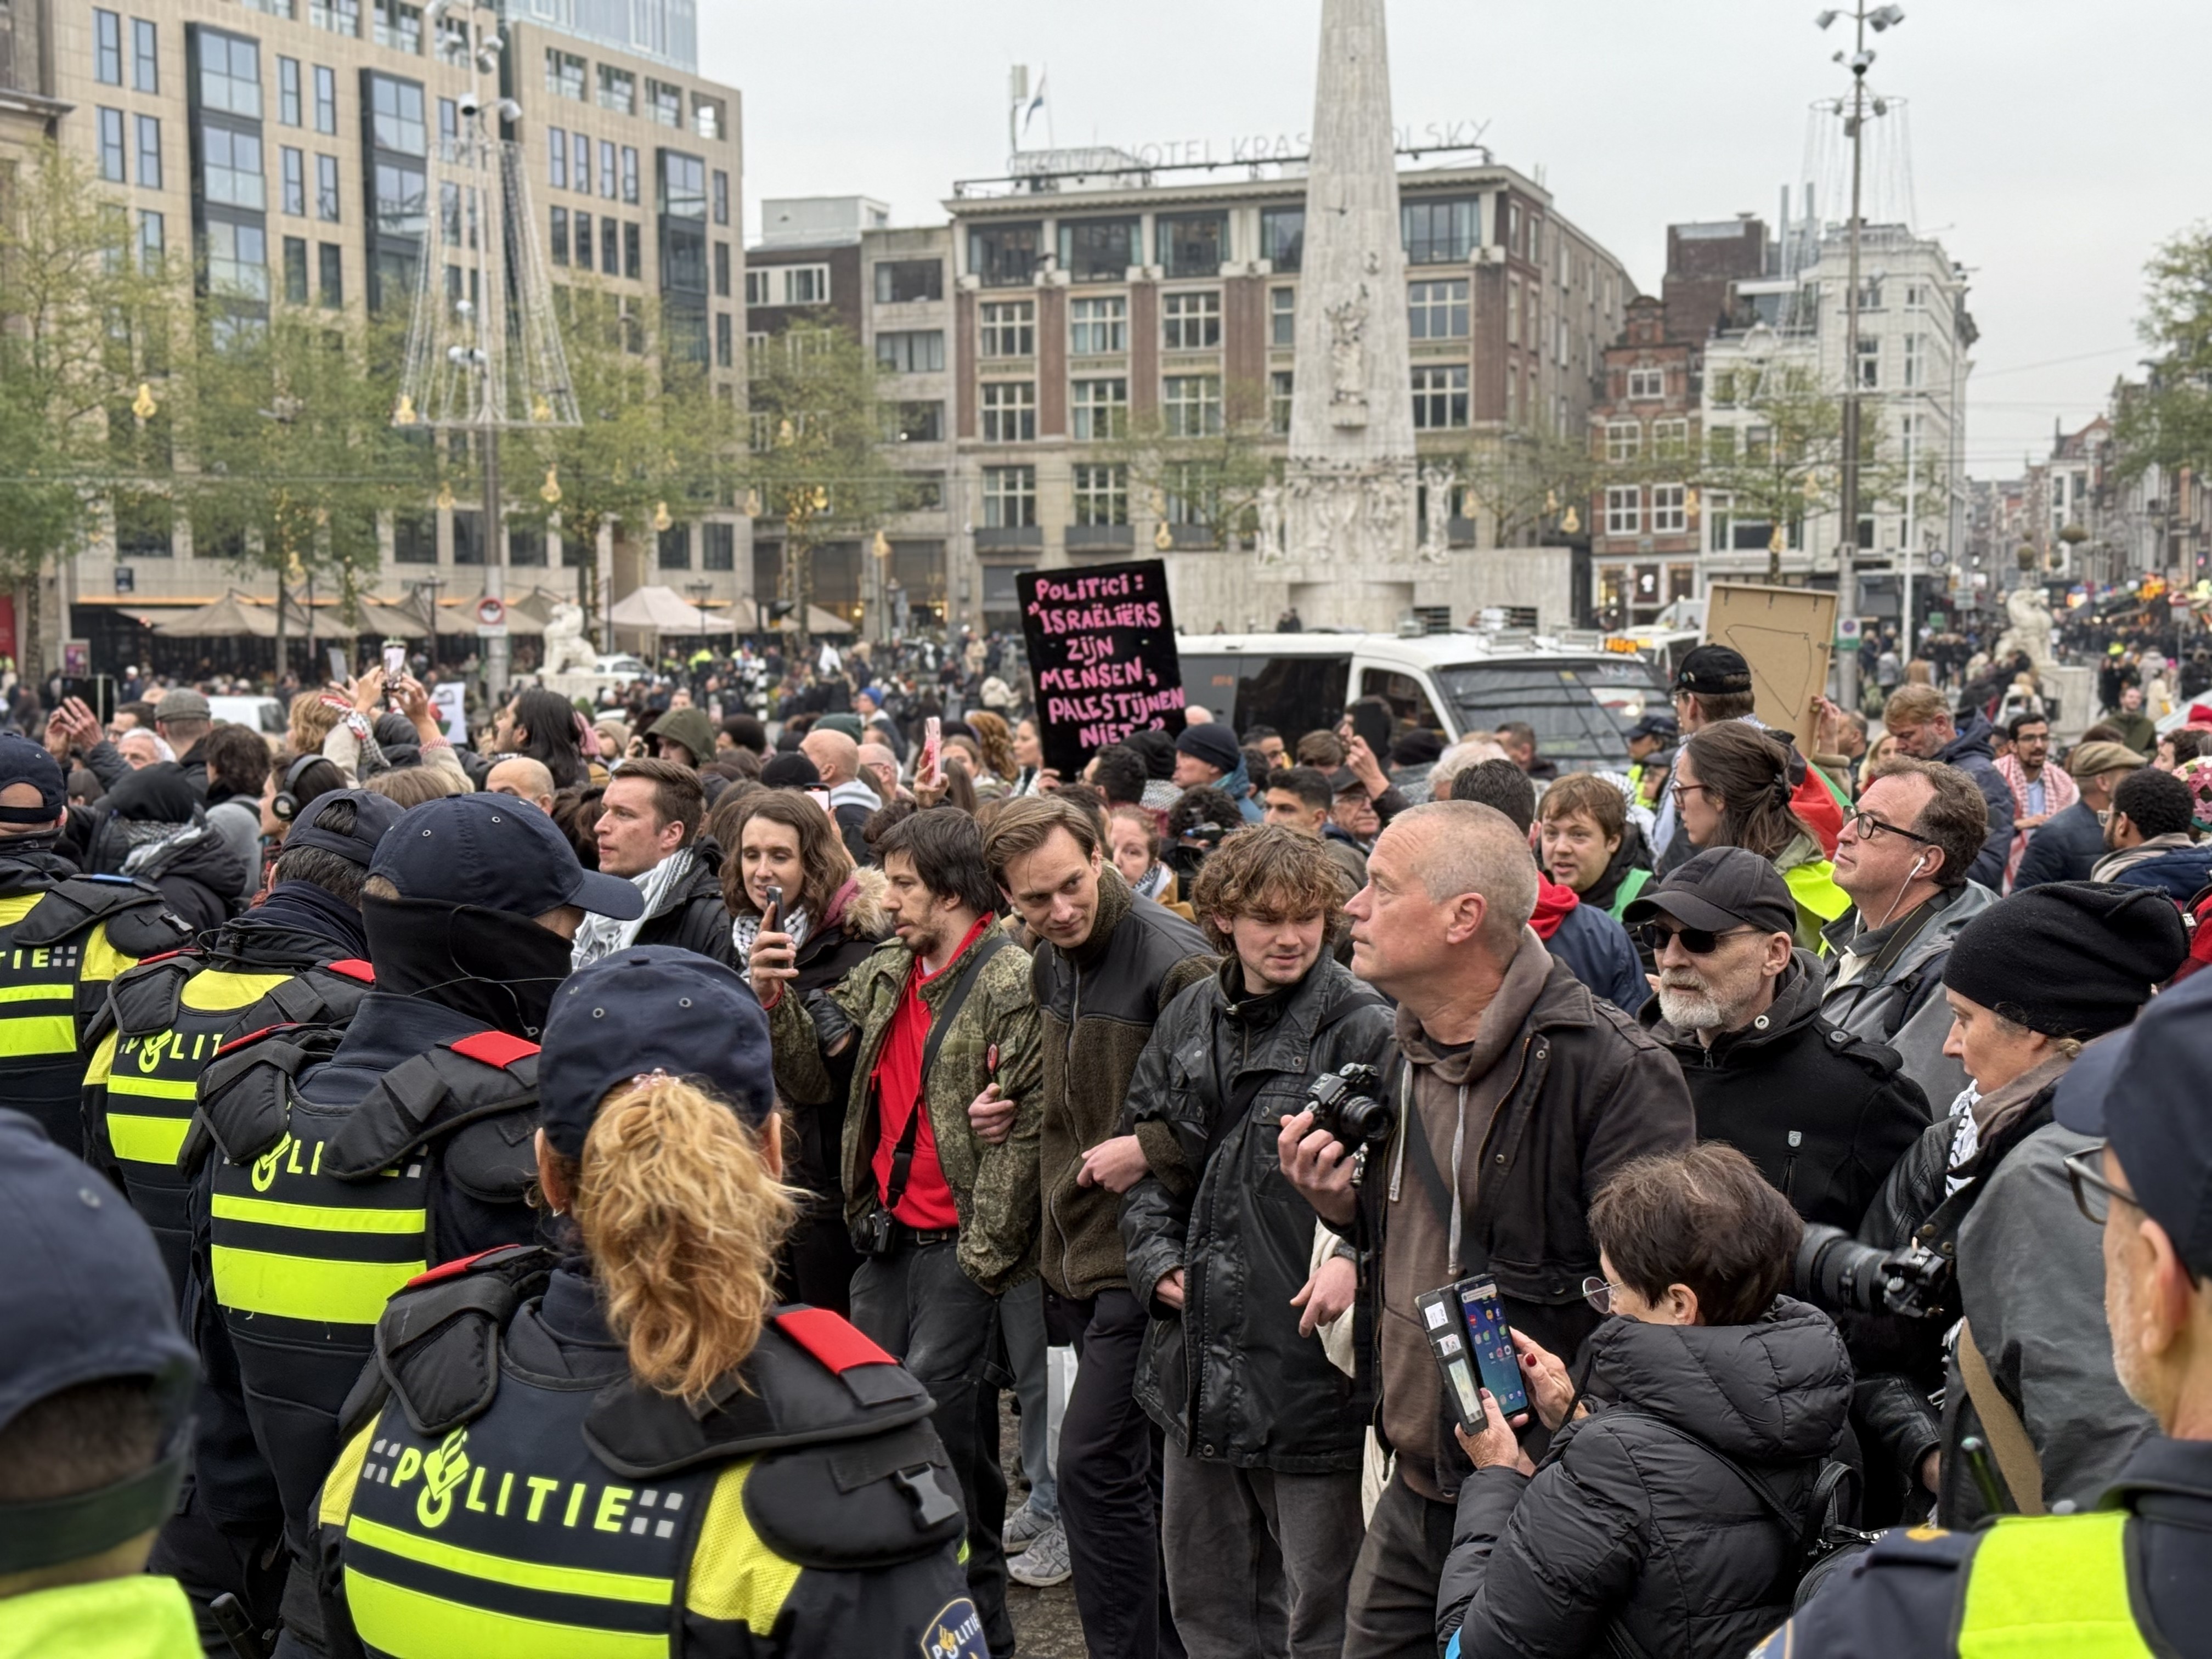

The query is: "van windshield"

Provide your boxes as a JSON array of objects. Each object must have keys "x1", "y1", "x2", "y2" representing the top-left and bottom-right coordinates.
[{"x1": 1436, "y1": 658, "x2": 1665, "y2": 770}]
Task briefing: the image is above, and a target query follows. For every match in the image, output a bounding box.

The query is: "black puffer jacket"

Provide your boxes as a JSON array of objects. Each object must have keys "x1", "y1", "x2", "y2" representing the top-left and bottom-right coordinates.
[
  {"x1": 1642, "y1": 952, "x2": 1932, "y2": 1232},
  {"x1": 630, "y1": 836, "x2": 739, "y2": 968},
  {"x1": 1436, "y1": 1298, "x2": 1853, "y2": 1659},
  {"x1": 1121, "y1": 953, "x2": 1392, "y2": 1473}
]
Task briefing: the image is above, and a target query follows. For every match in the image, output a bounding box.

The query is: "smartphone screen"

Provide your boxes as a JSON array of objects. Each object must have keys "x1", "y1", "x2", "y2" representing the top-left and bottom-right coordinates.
[
  {"x1": 382, "y1": 643, "x2": 407, "y2": 679},
  {"x1": 1457, "y1": 1276, "x2": 1531, "y2": 1419},
  {"x1": 761, "y1": 883, "x2": 782, "y2": 935},
  {"x1": 1347, "y1": 697, "x2": 1392, "y2": 761},
  {"x1": 919, "y1": 715, "x2": 943, "y2": 786},
  {"x1": 1418, "y1": 1288, "x2": 1489, "y2": 1439}
]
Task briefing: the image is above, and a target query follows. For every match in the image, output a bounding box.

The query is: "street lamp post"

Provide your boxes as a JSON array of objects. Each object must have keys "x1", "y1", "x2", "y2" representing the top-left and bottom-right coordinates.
[
  {"x1": 1816, "y1": 2, "x2": 1904, "y2": 710},
  {"x1": 685, "y1": 579, "x2": 713, "y2": 640}
]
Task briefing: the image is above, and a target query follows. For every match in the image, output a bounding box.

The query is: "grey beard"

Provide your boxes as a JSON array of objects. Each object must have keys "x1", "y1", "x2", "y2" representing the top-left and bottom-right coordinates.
[{"x1": 1656, "y1": 981, "x2": 1726, "y2": 1032}]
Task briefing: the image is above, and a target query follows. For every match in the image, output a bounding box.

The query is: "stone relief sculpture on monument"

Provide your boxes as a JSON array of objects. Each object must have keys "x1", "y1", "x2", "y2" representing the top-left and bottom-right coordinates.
[
  {"x1": 1419, "y1": 462, "x2": 1456, "y2": 565},
  {"x1": 1368, "y1": 468, "x2": 1408, "y2": 545},
  {"x1": 1254, "y1": 481, "x2": 1286, "y2": 566},
  {"x1": 1327, "y1": 290, "x2": 1370, "y2": 426}
]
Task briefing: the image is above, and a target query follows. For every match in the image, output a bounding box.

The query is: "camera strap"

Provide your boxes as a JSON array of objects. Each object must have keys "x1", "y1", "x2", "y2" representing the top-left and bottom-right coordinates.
[{"x1": 882, "y1": 933, "x2": 1008, "y2": 1214}]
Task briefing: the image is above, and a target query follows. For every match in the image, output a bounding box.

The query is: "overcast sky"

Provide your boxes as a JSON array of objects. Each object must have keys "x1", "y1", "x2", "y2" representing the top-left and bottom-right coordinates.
[{"x1": 702, "y1": 0, "x2": 2207, "y2": 483}]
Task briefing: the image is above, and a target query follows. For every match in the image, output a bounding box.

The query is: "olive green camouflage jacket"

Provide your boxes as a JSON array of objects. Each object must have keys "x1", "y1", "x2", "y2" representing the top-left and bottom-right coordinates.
[{"x1": 765, "y1": 916, "x2": 1043, "y2": 1295}]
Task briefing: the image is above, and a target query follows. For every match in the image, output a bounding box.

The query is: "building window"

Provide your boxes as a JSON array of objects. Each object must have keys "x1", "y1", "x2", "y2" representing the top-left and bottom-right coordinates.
[
  {"x1": 549, "y1": 206, "x2": 568, "y2": 264},
  {"x1": 1605, "y1": 486, "x2": 1641, "y2": 537},
  {"x1": 283, "y1": 235, "x2": 309, "y2": 302},
  {"x1": 875, "y1": 330, "x2": 944, "y2": 374},
  {"x1": 597, "y1": 64, "x2": 635, "y2": 113},
  {"x1": 1158, "y1": 212, "x2": 1226, "y2": 278},
  {"x1": 1074, "y1": 464, "x2": 1128, "y2": 525},
  {"x1": 875, "y1": 259, "x2": 942, "y2": 304},
  {"x1": 1260, "y1": 205, "x2": 1304, "y2": 273},
  {"x1": 1069, "y1": 296, "x2": 1126, "y2": 356},
  {"x1": 278, "y1": 57, "x2": 301, "y2": 125},
  {"x1": 599, "y1": 138, "x2": 616, "y2": 199},
  {"x1": 693, "y1": 96, "x2": 724, "y2": 139},
  {"x1": 134, "y1": 116, "x2": 163, "y2": 189},
  {"x1": 572, "y1": 130, "x2": 590, "y2": 195},
  {"x1": 1411, "y1": 365, "x2": 1469, "y2": 429},
  {"x1": 742, "y1": 268, "x2": 768, "y2": 306},
  {"x1": 139, "y1": 211, "x2": 165, "y2": 267},
  {"x1": 624, "y1": 221, "x2": 640, "y2": 279},
  {"x1": 205, "y1": 219, "x2": 268, "y2": 301},
  {"x1": 1506, "y1": 278, "x2": 1521, "y2": 347},
  {"x1": 1903, "y1": 332, "x2": 1923, "y2": 388},
  {"x1": 1652, "y1": 418, "x2": 1689, "y2": 459},
  {"x1": 1057, "y1": 217, "x2": 1139, "y2": 283},
  {"x1": 1605, "y1": 421, "x2": 1640, "y2": 464},
  {"x1": 596, "y1": 214, "x2": 616, "y2": 275},
  {"x1": 1070, "y1": 378, "x2": 1126, "y2": 441},
  {"x1": 281, "y1": 146, "x2": 306, "y2": 214},
  {"x1": 371, "y1": 74, "x2": 425, "y2": 155},
  {"x1": 1161, "y1": 290, "x2": 1221, "y2": 351},
  {"x1": 1651, "y1": 484, "x2": 1687, "y2": 535},
  {"x1": 1627, "y1": 366, "x2": 1664, "y2": 400},
  {"x1": 770, "y1": 263, "x2": 825, "y2": 306},
  {"x1": 702, "y1": 523, "x2": 735, "y2": 571},
  {"x1": 980, "y1": 300, "x2": 1035, "y2": 358},
  {"x1": 96, "y1": 11, "x2": 126, "y2": 83},
  {"x1": 132, "y1": 18, "x2": 159, "y2": 91},
  {"x1": 711, "y1": 169, "x2": 729, "y2": 224},
  {"x1": 311, "y1": 63, "x2": 335, "y2": 132},
  {"x1": 969, "y1": 222, "x2": 1039, "y2": 287},
  {"x1": 372, "y1": 0, "x2": 421, "y2": 53},
  {"x1": 317, "y1": 154, "x2": 341, "y2": 221},
  {"x1": 546, "y1": 50, "x2": 585, "y2": 100},
  {"x1": 199, "y1": 30, "x2": 263, "y2": 117},
  {"x1": 1271, "y1": 369, "x2": 1294, "y2": 435},
  {"x1": 623, "y1": 147, "x2": 640, "y2": 205},
  {"x1": 573, "y1": 212, "x2": 591, "y2": 269},
  {"x1": 1402, "y1": 197, "x2": 1478, "y2": 264},
  {"x1": 97, "y1": 108, "x2": 126, "y2": 183},
  {"x1": 983, "y1": 466, "x2": 1035, "y2": 528},
  {"x1": 1857, "y1": 335, "x2": 1880, "y2": 388},
  {"x1": 309, "y1": 0, "x2": 360, "y2": 36},
  {"x1": 548, "y1": 127, "x2": 567, "y2": 189},
  {"x1": 980, "y1": 381, "x2": 1036, "y2": 443},
  {"x1": 890, "y1": 401, "x2": 941, "y2": 442},
  {"x1": 646, "y1": 78, "x2": 681, "y2": 126},
  {"x1": 1263, "y1": 285, "x2": 1296, "y2": 349},
  {"x1": 1163, "y1": 374, "x2": 1222, "y2": 437},
  {"x1": 201, "y1": 127, "x2": 265, "y2": 210},
  {"x1": 657, "y1": 524, "x2": 690, "y2": 569},
  {"x1": 1408, "y1": 278, "x2": 1469, "y2": 340}
]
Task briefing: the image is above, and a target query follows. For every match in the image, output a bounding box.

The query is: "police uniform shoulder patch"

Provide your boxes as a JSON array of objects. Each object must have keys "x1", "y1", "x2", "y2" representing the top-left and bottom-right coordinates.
[
  {"x1": 446, "y1": 1030, "x2": 539, "y2": 1071},
  {"x1": 917, "y1": 1599, "x2": 989, "y2": 1659},
  {"x1": 775, "y1": 1307, "x2": 898, "y2": 1375},
  {"x1": 324, "y1": 957, "x2": 375, "y2": 984},
  {"x1": 1864, "y1": 1522, "x2": 1978, "y2": 1567}
]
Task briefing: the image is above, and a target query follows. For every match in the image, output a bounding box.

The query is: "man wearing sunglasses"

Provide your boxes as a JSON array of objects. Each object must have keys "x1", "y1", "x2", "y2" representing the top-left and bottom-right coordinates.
[
  {"x1": 1626, "y1": 848, "x2": 1928, "y2": 1234},
  {"x1": 1759, "y1": 946, "x2": 2212, "y2": 1659}
]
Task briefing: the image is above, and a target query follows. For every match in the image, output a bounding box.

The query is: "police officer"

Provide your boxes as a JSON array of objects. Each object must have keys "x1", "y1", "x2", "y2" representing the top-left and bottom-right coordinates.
[
  {"x1": 0, "y1": 733, "x2": 186, "y2": 1159},
  {"x1": 290, "y1": 947, "x2": 984, "y2": 1657},
  {"x1": 0, "y1": 1109, "x2": 201, "y2": 1656},
  {"x1": 1756, "y1": 964, "x2": 2212, "y2": 1656},
  {"x1": 183, "y1": 791, "x2": 644, "y2": 1611},
  {"x1": 86, "y1": 789, "x2": 408, "y2": 1297}
]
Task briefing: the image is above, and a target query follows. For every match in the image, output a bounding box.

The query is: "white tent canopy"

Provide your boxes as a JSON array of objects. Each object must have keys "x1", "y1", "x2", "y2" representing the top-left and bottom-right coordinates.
[{"x1": 606, "y1": 584, "x2": 736, "y2": 633}]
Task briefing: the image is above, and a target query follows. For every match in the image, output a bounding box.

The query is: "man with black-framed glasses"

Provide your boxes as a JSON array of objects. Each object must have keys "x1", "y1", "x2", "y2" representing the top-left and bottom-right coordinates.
[
  {"x1": 1627, "y1": 848, "x2": 1927, "y2": 1233},
  {"x1": 1758, "y1": 956, "x2": 2212, "y2": 1659}
]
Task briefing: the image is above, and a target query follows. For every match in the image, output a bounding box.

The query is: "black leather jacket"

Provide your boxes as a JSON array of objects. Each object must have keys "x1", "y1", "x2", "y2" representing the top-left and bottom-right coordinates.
[{"x1": 1120, "y1": 954, "x2": 1392, "y2": 1473}]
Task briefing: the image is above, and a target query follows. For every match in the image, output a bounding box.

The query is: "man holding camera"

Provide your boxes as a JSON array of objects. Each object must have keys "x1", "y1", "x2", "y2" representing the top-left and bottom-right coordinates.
[
  {"x1": 1281, "y1": 800, "x2": 1694, "y2": 1659},
  {"x1": 1121, "y1": 825, "x2": 1390, "y2": 1659},
  {"x1": 757, "y1": 808, "x2": 1042, "y2": 1659}
]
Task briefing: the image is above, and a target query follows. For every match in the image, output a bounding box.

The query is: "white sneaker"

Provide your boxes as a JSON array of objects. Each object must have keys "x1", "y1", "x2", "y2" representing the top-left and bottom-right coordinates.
[
  {"x1": 1002, "y1": 1497, "x2": 1052, "y2": 1550},
  {"x1": 1006, "y1": 1519, "x2": 1071, "y2": 1587}
]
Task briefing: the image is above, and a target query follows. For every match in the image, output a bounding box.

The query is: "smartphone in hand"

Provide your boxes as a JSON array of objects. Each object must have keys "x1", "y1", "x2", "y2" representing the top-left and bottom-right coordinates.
[
  {"x1": 761, "y1": 883, "x2": 783, "y2": 936},
  {"x1": 1418, "y1": 1286, "x2": 1491, "y2": 1439},
  {"x1": 919, "y1": 715, "x2": 943, "y2": 787}
]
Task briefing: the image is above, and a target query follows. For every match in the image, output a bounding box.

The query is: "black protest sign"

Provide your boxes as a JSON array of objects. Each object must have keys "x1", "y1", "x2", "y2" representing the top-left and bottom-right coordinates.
[{"x1": 1018, "y1": 560, "x2": 1186, "y2": 777}]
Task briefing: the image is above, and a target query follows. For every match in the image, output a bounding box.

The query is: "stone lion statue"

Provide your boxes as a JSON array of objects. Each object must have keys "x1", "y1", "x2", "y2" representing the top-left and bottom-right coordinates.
[{"x1": 542, "y1": 601, "x2": 595, "y2": 677}]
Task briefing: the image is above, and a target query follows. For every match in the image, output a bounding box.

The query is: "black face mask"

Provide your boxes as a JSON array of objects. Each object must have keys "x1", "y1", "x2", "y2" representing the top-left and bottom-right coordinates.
[{"x1": 363, "y1": 893, "x2": 574, "y2": 1039}]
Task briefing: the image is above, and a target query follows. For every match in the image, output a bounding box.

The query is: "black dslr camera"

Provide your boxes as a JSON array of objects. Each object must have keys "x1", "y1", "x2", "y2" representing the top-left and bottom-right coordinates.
[{"x1": 1304, "y1": 1063, "x2": 1393, "y2": 1150}]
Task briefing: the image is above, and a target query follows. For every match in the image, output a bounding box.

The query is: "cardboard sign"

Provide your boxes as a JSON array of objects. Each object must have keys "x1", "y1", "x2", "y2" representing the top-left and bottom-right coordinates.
[
  {"x1": 1018, "y1": 560, "x2": 1186, "y2": 777},
  {"x1": 1702, "y1": 583, "x2": 1837, "y2": 753}
]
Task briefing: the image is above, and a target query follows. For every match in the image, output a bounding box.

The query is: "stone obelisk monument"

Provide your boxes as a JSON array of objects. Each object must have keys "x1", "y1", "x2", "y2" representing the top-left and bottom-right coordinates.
[{"x1": 1272, "y1": 0, "x2": 1423, "y2": 630}]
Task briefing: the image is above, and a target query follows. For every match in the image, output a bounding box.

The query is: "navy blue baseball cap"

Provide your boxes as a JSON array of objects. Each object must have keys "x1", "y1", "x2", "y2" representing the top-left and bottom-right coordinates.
[
  {"x1": 0, "y1": 734, "x2": 66, "y2": 825},
  {"x1": 2055, "y1": 968, "x2": 2212, "y2": 1276},
  {"x1": 0, "y1": 1110, "x2": 196, "y2": 1572},
  {"x1": 537, "y1": 947, "x2": 775, "y2": 1155},
  {"x1": 1626, "y1": 712, "x2": 1680, "y2": 744},
  {"x1": 286, "y1": 788, "x2": 407, "y2": 869},
  {"x1": 371, "y1": 792, "x2": 642, "y2": 920}
]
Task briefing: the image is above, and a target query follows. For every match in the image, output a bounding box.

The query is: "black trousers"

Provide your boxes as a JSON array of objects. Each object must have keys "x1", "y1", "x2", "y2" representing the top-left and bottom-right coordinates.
[
  {"x1": 851, "y1": 1239, "x2": 1013, "y2": 1657},
  {"x1": 1051, "y1": 1288, "x2": 1187, "y2": 1659},
  {"x1": 1341, "y1": 1467, "x2": 1458, "y2": 1659}
]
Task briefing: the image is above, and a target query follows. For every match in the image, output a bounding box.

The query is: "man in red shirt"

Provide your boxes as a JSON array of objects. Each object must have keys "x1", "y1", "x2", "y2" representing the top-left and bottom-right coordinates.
[{"x1": 757, "y1": 808, "x2": 1042, "y2": 1658}]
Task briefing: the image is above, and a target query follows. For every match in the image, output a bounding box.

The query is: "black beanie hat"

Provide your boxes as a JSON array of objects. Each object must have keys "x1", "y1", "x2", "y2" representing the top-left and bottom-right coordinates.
[
  {"x1": 1943, "y1": 882, "x2": 2186, "y2": 1039},
  {"x1": 759, "y1": 751, "x2": 822, "y2": 791}
]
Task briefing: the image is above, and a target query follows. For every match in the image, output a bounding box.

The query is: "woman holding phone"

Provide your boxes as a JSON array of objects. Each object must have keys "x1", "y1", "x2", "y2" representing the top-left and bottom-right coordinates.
[
  {"x1": 721, "y1": 788, "x2": 887, "y2": 1313},
  {"x1": 1435, "y1": 1144, "x2": 1852, "y2": 1659}
]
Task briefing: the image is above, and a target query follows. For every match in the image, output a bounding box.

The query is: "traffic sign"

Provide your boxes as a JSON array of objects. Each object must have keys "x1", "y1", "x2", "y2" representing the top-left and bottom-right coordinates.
[{"x1": 473, "y1": 595, "x2": 506, "y2": 627}]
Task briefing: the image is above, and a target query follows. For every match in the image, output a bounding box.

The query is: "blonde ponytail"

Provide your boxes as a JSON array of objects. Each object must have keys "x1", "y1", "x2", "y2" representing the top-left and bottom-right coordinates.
[{"x1": 570, "y1": 1077, "x2": 799, "y2": 1403}]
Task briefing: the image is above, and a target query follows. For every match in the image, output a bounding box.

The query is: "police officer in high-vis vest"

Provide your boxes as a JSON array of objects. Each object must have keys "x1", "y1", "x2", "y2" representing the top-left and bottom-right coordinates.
[
  {"x1": 182, "y1": 792, "x2": 644, "y2": 1618},
  {"x1": 0, "y1": 734, "x2": 186, "y2": 1160},
  {"x1": 0, "y1": 1109, "x2": 201, "y2": 1658},
  {"x1": 1754, "y1": 964, "x2": 2212, "y2": 1658},
  {"x1": 290, "y1": 948, "x2": 985, "y2": 1658},
  {"x1": 86, "y1": 789, "x2": 406, "y2": 1297}
]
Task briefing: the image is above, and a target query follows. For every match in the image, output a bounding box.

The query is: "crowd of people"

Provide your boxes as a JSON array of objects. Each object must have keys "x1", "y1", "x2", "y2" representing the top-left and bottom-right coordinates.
[{"x1": 3, "y1": 617, "x2": 2212, "y2": 1659}]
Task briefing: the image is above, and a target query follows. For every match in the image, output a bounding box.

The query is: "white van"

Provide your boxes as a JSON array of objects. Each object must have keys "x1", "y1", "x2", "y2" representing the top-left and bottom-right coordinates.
[{"x1": 1175, "y1": 631, "x2": 1669, "y2": 771}]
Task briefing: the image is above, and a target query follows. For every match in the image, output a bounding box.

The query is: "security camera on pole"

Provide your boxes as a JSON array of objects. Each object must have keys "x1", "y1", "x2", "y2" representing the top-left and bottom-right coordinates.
[
  {"x1": 397, "y1": 0, "x2": 580, "y2": 698},
  {"x1": 1815, "y1": 2, "x2": 1905, "y2": 710}
]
